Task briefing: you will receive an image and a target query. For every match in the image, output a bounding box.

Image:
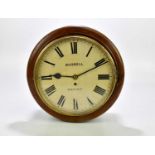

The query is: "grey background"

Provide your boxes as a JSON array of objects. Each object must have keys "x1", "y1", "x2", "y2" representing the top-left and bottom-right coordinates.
[{"x1": 0, "y1": 19, "x2": 154, "y2": 135}]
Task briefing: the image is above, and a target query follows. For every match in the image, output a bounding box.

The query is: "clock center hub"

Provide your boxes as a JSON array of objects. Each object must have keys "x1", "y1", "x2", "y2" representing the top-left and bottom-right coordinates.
[{"x1": 73, "y1": 74, "x2": 78, "y2": 80}]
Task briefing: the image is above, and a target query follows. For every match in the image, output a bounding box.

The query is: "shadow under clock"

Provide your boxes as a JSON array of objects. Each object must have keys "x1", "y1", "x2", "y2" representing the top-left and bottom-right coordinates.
[{"x1": 8, "y1": 111, "x2": 143, "y2": 136}]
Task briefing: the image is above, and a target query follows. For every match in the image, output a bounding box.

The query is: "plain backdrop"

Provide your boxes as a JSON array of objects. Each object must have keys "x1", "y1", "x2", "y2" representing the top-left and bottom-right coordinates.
[{"x1": 0, "y1": 18, "x2": 155, "y2": 136}]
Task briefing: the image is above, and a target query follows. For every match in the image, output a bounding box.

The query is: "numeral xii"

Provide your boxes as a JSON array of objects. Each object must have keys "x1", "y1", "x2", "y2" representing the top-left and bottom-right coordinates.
[{"x1": 71, "y1": 42, "x2": 77, "y2": 54}]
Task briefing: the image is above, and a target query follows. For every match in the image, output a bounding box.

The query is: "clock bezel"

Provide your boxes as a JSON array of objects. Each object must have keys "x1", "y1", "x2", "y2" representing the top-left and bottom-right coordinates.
[{"x1": 27, "y1": 26, "x2": 124, "y2": 122}]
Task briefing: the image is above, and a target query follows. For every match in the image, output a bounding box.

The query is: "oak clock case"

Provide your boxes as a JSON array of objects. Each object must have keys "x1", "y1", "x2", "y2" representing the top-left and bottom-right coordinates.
[{"x1": 27, "y1": 26, "x2": 124, "y2": 122}]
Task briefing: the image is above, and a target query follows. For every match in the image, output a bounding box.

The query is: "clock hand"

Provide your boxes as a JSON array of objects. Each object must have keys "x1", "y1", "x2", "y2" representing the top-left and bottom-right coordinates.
[
  {"x1": 53, "y1": 73, "x2": 73, "y2": 79},
  {"x1": 53, "y1": 73, "x2": 79, "y2": 80},
  {"x1": 41, "y1": 73, "x2": 73, "y2": 80},
  {"x1": 78, "y1": 60, "x2": 108, "y2": 77}
]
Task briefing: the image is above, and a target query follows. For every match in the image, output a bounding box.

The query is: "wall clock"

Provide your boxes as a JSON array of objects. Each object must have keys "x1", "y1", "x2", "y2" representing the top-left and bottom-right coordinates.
[{"x1": 27, "y1": 26, "x2": 124, "y2": 122}]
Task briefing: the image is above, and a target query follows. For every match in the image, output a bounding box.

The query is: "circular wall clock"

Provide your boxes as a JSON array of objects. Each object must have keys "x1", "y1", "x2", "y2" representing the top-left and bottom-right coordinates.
[{"x1": 27, "y1": 26, "x2": 124, "y2": 122}]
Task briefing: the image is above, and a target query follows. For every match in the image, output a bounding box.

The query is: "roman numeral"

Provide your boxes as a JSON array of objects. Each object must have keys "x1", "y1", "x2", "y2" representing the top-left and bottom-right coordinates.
[
  {"x1": 41, "y1": 75, "x2": 52, "y2": 80},
  {"x1": 45, "y1": 85, "x2": 56, "y2": 96},
  {"x1": 98, "y1": 74, "x2": 110, "y2": 80},
  {"x1": 73, "y1": 99, "x2": 78, "y2": 110},
  {"x1": 95, "y1": 58, "x2": 107, "y2": 67},
  {"x1": 86, "y1": 46, "x2": 93, "y2": 57},
  {"x1": 44, "y1": 60, "x2": 55, "y2": 66},
  {"x1": 87, "y1": 97, "x2": 94, "y2": 105},
  {"x1": 55, "y1": 46, "x2": 64, "y2": 57},
  {"x1": 71, "y1": 42, "x2": 77, "y2": 54},
  {"x1": 93, "y1": 85, "x2": 105, "y2": 96},
  {"x1": 57, "y1": 95, "x2": 65, "y2": 107}
]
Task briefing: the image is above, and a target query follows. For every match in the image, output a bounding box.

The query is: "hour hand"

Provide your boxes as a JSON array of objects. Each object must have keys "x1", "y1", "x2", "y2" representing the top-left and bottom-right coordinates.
[
  {"x1": 41, "y1": 73, "x2": 73, "y2": 80},
  {"x1": 53, "y1": 73, "x2": 73, "y2": 79}
]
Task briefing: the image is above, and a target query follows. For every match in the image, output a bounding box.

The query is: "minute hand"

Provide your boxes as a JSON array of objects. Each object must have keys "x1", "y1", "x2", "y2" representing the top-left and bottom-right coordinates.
[{"x1": 78, "y1": 60, "x2": 108, "y2": 77}]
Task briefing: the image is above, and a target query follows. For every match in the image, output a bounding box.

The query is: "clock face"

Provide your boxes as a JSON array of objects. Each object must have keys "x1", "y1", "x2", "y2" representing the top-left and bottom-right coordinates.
[{"x1": 33, "y1": 35, "x2": 117, "y2": 116}]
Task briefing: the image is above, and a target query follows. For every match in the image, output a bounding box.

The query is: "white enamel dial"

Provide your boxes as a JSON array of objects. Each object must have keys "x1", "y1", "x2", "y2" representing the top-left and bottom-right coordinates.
[{"x1": 34, "y1": 36, "x2": 117, "y2": 116}]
